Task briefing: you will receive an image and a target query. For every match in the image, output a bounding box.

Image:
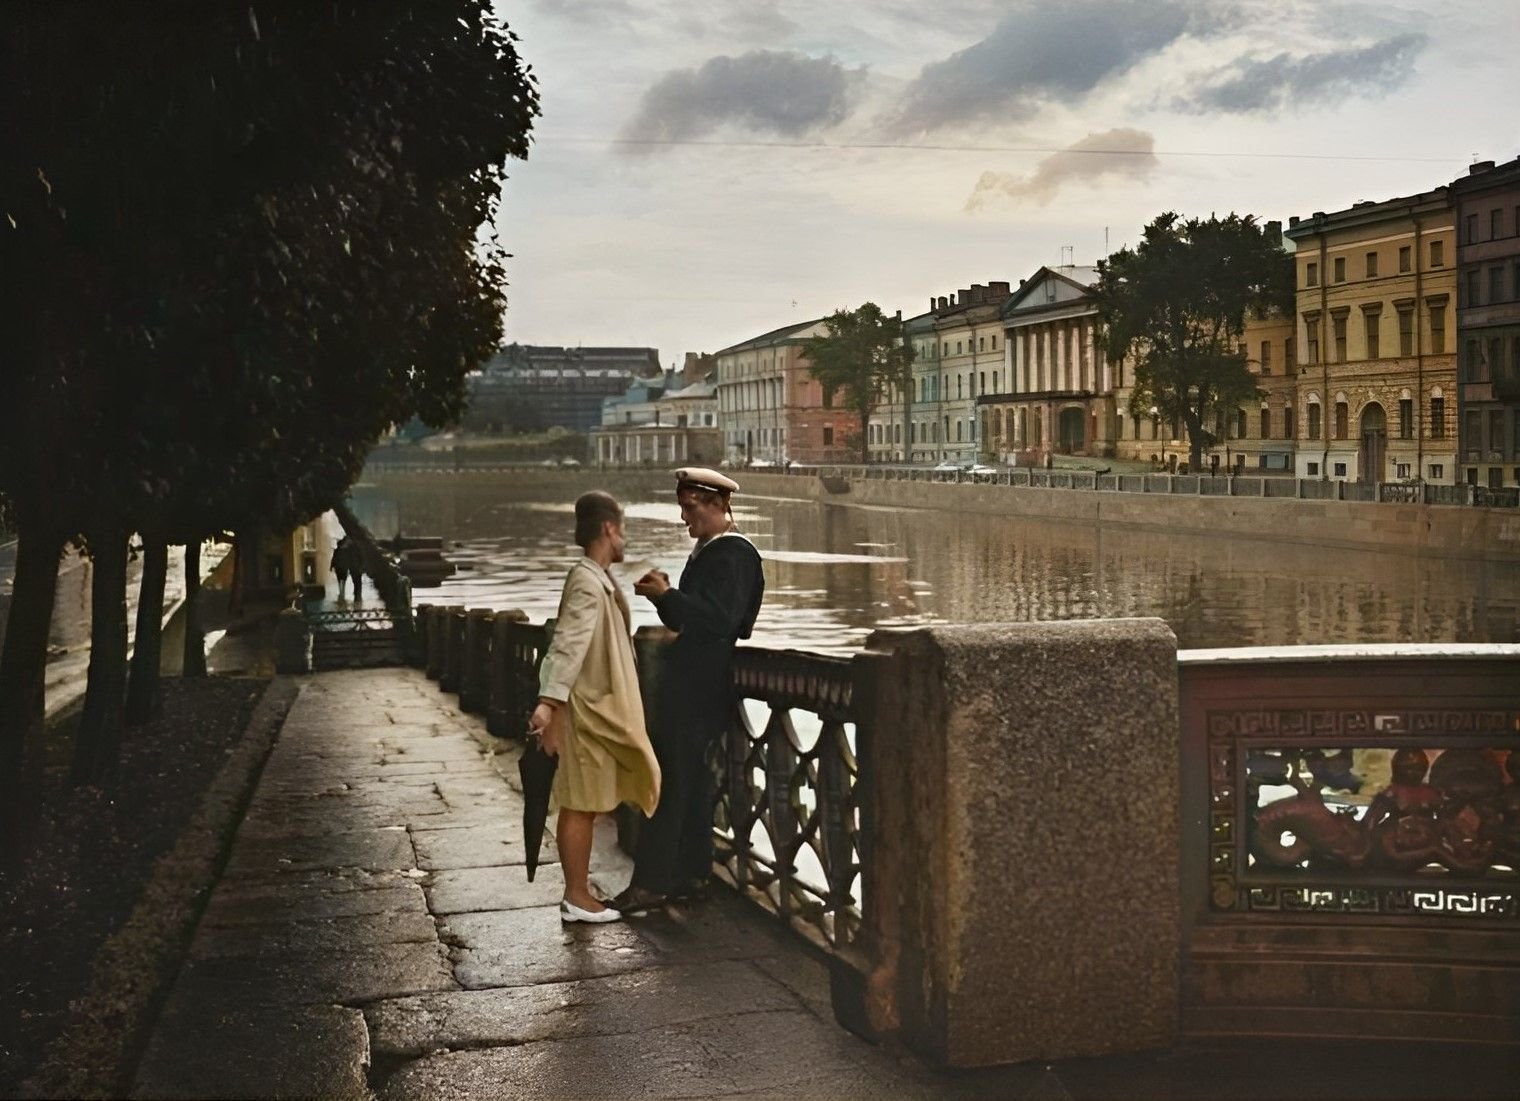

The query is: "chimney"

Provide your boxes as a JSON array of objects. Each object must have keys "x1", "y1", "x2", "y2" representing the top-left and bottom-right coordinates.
[
  {"x1": 1263, "y1": 220, "x2": 1282, "y2": 245},
  {"x1": 969, "y1": 283, "x2": 987, "y2": 303},
  {"x1": 936, "y1": 295, "x2": 949, "y2": 310},
  {"x1": 1470, "y1": 160, "x2": 1496, "y2": 175},
  {"x1": 957, "y1": 288, "x2": 973, "y2": 306},
  {"x1": 988, "y1": 281, "x2": 1011, "y2": 297},
  {"x1": 1289, "y1": 215, "x2": 1300, "y2": 227},
  {"x1": 1018, "y1": 278, "x2": 1026, "y2": 287},
  {"x1": 929, "y1": 297, "x2": 936, "y2": 311}
]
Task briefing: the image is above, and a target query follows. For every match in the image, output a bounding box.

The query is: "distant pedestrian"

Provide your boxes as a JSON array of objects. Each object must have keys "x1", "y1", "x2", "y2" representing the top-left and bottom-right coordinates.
[
  {"x1": 613, "y1": 467, "x2": 764, "y2": 914},
  {"x1": 351, "y1": 550, "x2": 365, "y2": 601},
  {"x1": 332, "y1": 536, "x2": 352, "y2": 600},
  {"x1": 529, "y1": 491, "x2": 661, "y2": 923}
]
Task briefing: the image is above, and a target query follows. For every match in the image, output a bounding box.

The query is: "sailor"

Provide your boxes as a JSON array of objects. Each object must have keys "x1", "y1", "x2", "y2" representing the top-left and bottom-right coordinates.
[{"x1": 613, "y1": 467, "x2": 765, "y2": 912}]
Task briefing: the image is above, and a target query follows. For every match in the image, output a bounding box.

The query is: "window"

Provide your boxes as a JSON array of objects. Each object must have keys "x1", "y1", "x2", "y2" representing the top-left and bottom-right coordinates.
[
  {"x1": 1490, "y1": 266, "x2": 1505, "y2": 304},
  {"x1": 1396, "y1": 463, "x2": 1410, "y2": 479},
  {"x1": 1466, "y1": 410, "x2": 1482, "y2": 453},
  {"x1": 1464, "y1": 338, "x2": 1483, "y2": 381},
  {"x1": 1333, "y1": 257, "x2": 1346, "y2": 282},
  {"x1": 957, "y1": 374, "x2": 963, "y2": 399},
  {"x1": 1398, "y1": 308, "x2": 1414, "y2": 356},
  {"x1": 1285, "y1": 338, "x2": 1295, "y2": 373},
  {"x1": 956, "y1": 341, "x2": 962, "y2": 355},
  {"x1": 991, "y1": 335, "x2": 998, "y2": 350},
  {"x1": 821, "y1": 384, "x2": 833, "y2": 408},
  {"x1": 1399, "y1": 398, "x2": 1413, "y2": 439},
  {"x1": 1306, "y1": 322, "x2": 1320, "y2": 365},
  {"x1": 1306, "y1": 261, "x2": 1318, "y2": 286},
  {"x1": 1493, "y1": 209, "x2": 1504, "y2": 239},
  {"x1": 823, "y1": 425, "x2": 834, "y2": 446},
  {"x1": 978, "y1": 337, "x2": 984, "y2": 351},
  {"x1": 1308, "y1": 403, "x2": 1321, "y2": 439},
  {"x1": 1466, "y1": 269, "x2": 1481, "y2": 307},
  {"x1": 1334, "y1": 462, "x2": 1347, "y2": 477},
  {"x1": 1465, "y1": 213, "x2": 1479, "y2": 244},
  {"x1": 1334, "y1": 401, "x2": 1348, "y2": 439},
  {"x1": 979, "y1": 371, "x2": 986, "y2": 394},
  {"x1": 1365, "y1": 251, "x2": 1378, "y2": 278},
  {"x1": 1431, "y1": 396, "x2": 1445, "y2": 438},
  {"x1": 1399, "y1": 245, "x2": 1411, "y2": 273},
  {"x1": 1364, "y1": 312, "x2": 1379, "y2": 359},
  {"x1": 1429, "y1": 303, "x2": 1446, "y2": 353},
  {"x1": 1332, "y1": 314, "x2": 1347, "y2": 361},
  {"x1": 1284, "y1": 405, "x2": 1294, "y2": 440},
  {"x1": 1491, "y1": 410, "x2": 1506, "y2": 454},
  {"x1": 1307, "y1": 462, "x2": 1320, "y2": 476},
  {"x1": 1429, "y1": 464, "x2": 1444, "y2": 480},
  {"x1": 1260, "y1": 408, "x2": 1271, "y2": 438},
  {"x1": 1430, "y1": 239, "x2": 1444, "y2": 267},
  {"x1": 1260, "y1": 341, "x2": 1272, "y2": 374},
  {"x1": 1235, "y1": 410, "x2": 1246, "y2": 439}
]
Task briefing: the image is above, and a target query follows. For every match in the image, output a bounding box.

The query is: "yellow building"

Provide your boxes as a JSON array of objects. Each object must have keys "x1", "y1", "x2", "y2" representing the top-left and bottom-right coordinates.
[{"x1": 1283, "y1": 189, "x2": 1457, "y2": 484}]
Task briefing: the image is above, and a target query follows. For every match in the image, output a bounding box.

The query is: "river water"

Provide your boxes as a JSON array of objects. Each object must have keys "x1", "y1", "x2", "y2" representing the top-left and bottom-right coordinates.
[{"x1": 350, "y1": 471, "x2": 1519, "y2": 654}]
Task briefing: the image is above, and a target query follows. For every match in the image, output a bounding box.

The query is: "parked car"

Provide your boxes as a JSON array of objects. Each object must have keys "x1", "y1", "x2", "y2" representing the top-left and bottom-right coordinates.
[
  {"x1": 558, "y1": 457, "x2": 581, "y2": 467},
  {"x1": 967, "y1": 463, "x2": 999, "y2": 476},
  {"x1": 932, "y1": 460, "x2": 962, "y2": 472}
]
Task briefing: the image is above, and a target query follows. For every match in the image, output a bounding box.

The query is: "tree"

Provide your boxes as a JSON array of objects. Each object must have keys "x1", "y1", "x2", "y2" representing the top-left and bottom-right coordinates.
[
  {"x1": 801, "y1": 304, "x2": 915, "y2": 464},
  {"x1": 0, "y1": 3, "x2": 539, "y2": 799},
  {"x1": 1095, "y1": 213, "x2": 1293, "y2": 471}
]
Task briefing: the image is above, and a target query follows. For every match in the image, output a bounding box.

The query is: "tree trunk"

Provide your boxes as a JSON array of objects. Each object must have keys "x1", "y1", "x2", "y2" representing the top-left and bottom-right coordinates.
[
  {"x1": 125, "y1": 535, "x2": 167, "y2": 725},
  {"x1": 71, "y1": 528, "x2": 130, "y2": 785},
  {"x1": 182, "y1": 541, "x2": 207, "y2": 677},
  {"x1": 0, "y1": 523, "x2": 64, "y2": 855}
]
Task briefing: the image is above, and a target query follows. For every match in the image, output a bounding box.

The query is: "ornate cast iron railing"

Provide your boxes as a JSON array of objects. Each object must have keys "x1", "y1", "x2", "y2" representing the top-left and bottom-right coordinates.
[
  {"x1": 304, "y1": 607, "x2": 402, "y2": 631},
  {"x1": 714, "y1": 647, "x2": 863, "y2": 952},
  {"x1": 1181, "y1": 648, "x2": 1520, "y2": 923}
]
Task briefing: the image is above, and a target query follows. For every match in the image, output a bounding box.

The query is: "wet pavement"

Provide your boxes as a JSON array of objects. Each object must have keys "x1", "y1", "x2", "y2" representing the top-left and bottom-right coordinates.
[{"x1": 130, "y1": 668, "x2": 1518, "y2": 1100}]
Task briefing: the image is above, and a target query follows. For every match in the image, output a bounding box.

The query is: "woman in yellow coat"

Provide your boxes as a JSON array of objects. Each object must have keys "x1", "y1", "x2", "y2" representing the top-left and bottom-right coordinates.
[{"x1": 530, "y1": 491, "x2": 661, "y2": 923}]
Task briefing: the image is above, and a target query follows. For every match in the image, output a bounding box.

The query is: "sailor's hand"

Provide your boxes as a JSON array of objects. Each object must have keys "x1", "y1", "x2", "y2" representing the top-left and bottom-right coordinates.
[{"x1": 634, "y1": 571, "x2": 670, "y2": 600}]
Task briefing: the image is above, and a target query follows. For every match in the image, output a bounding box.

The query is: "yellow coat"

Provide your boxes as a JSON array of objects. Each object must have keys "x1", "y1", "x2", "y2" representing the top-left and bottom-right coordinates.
[{"x1": 538, "y1": 558, "x2": 661, "y2": 815}]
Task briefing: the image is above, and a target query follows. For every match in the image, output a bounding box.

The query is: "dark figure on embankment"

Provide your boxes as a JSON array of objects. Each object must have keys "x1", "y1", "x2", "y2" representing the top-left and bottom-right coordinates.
[{"x1": 613, "y1": 467, "x2": 764, "y2": 914}]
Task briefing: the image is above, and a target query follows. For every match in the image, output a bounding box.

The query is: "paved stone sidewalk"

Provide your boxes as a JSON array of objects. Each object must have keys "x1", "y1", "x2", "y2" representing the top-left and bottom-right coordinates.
[
  {"x1": 132, "y1": 668, "x2": 1518, "y2": 1101},
  {"x1": 131, "y1": 668, "x2": 965, "y2": 1100}
]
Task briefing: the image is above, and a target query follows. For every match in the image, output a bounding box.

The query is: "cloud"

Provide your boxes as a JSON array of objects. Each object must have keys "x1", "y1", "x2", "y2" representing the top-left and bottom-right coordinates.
[
  {"x1": 1175, "y1": 33, "x2": 1427, "y2": 113},
  {"x1": 966, "y1": 128, "x2": 1158, "y2": 209},
  {"x1": 889, "y1": 1, "x2": 1202, "y2": 134},
  {"x1": 617, "y1": 50, "x2": 863, "y2": 150}
]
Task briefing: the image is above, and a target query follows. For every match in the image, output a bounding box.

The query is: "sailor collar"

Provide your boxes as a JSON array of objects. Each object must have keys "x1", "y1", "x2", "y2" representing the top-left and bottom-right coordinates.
[{"x1": 689, "y1": 529, "x2": 754, "y2": 562}]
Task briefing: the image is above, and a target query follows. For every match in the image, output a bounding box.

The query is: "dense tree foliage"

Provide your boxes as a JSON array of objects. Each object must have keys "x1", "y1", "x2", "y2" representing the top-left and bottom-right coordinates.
[
  {"x1": 801, "y1": 304, "x2": 915, "y2": 463},
  {"x1": 0, "y1": 2, "x2": 538, "y2": 821},
  {"x1": 1095, "y1": 213, "x2": 1293, "y2": 470}
]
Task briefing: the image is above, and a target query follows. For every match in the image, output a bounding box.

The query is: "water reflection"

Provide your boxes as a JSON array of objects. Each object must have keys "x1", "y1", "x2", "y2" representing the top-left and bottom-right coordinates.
[{"x1": 350, "y1": 472, "x2": 1519, "y2": 654}]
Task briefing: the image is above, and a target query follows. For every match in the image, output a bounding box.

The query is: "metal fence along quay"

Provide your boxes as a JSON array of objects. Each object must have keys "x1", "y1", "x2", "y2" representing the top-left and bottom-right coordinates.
[{"x1": 402, "y1": 602, "x2": 1520, "y2": 1062}]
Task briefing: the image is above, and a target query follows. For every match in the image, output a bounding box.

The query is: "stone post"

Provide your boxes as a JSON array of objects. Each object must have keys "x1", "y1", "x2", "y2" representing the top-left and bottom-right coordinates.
[
  {"x1": 440, "y1": 605, "x2": 467, "y2": 694},
  {"x1": 273, "y1": 607, "x2": 312, "y2": 674},
  {"x1": 838, "y1": 619, "x2": 1180, "y2": 1068},
  {"x1": 487, "y1": 610, "x2": 529, "y2": 737},
  {"x1": 617, "y1": 626, "x2": 676, "y2": 855},
  {"x1": 460, "y1": 608, "x2": 495, "y2": 713},
  {"x1": 424, "y1": 606, "x2": 446, "y2": 681}
]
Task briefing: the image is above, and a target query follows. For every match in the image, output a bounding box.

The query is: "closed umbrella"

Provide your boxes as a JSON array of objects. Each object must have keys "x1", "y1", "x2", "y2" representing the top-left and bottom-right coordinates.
[{"x1": 518, "y1": 738, "x2": 558, "y2": 882}]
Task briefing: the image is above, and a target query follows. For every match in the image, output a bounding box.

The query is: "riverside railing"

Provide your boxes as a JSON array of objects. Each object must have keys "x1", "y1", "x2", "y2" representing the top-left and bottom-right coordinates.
[
  {"x1": 805, "y1": 464, "x2": 1520, "y2": 507},
  {"x1": 410, "y1": 604, "x2": 1520, "y2": 1058}
]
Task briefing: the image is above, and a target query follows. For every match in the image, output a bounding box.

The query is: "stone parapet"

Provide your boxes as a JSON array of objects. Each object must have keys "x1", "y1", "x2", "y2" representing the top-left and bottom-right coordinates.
[{"x1": 844, "y1": 619, "x2": 1181, "y2": 1067}]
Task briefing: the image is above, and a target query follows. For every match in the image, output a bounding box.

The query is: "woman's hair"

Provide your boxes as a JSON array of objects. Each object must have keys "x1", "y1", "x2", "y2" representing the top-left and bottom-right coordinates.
[{"x1": 573, "y1": 490, "x2": 623, "y2": 548}]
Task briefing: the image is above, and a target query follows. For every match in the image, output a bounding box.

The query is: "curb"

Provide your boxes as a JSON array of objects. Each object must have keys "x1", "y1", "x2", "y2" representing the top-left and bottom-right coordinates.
[{"x1": 21, "y1": 677, "x2": 303, "y2": 1100}]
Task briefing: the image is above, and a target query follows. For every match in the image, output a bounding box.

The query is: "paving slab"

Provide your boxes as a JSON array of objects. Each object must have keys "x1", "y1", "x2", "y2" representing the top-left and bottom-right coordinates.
[
  {"x1": 133, "y1": 1004, "x2": 371, "y2": 1101},
  {"x1": 425, "y1": 864, "x2": 566, "y2": 915},
  {"x1": 365, "y1": 960, "x2": 798, "y2": 1056}
]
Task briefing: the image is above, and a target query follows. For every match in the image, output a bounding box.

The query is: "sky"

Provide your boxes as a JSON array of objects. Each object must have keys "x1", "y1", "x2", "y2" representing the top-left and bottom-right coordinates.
[{"x1": 491, "y1": 0, "x2": 1520, "y2": 366}]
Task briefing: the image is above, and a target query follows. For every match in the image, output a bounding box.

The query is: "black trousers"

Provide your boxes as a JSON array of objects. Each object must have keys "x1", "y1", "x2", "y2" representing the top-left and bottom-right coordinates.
[{"x1": 631, "y1": 711, "x2": 721, "y2": 892}]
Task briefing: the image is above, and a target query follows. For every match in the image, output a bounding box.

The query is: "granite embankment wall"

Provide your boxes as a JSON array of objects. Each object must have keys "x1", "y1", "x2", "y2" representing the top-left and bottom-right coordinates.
[
  {"x1": 735, "y1": 472, "x2": 1520, "y2": 561},
  {"x1": 361, "y1": 464, "x2": 1520, "y2": 560}
]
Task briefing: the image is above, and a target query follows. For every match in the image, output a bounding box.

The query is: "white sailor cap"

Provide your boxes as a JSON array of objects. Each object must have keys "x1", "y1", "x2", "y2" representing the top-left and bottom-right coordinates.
[{"x1": 674, "y1": 466, "x2": 739, "y2": 495}]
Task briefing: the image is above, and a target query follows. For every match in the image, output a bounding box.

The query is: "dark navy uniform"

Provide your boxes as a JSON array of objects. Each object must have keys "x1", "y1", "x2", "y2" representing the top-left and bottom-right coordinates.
[{"x1": 631, "y1": 530, "x2": 764, "y2": 893}]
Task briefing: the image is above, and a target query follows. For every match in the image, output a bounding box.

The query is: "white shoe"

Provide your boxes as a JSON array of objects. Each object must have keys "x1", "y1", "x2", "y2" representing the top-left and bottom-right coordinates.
[{"x1": 560, "y1": 899, "x2": 622, "y2": 924}]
